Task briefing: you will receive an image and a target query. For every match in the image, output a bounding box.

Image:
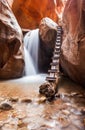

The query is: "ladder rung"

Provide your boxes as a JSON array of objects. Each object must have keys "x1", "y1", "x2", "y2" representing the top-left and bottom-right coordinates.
[
  {"x1": 55, "y1": 45, "x2": 60, "y2": 48},
  {"x1": 55, "y1": 48, "x2": 61, "y2": 52},
  {"x1": 55, "y1": 46, "x2": 60, "y2": 49},
  {"x1": 45, "y1": 26, "x2": 62, "y2": 83},
  {"x1": 54, "y1": 50, "x2": 60, "y2": 53},
  {"x1": 55, "y1": 42, "x2": 61, "y2": 45},
  {"x1": 52, "y1": 54, "x2": 60, "y2": 58},
  {"x1": 50, "y1": 62, "x2": 59, "y2": 66},
  {"x1": 48, "y1": 69, "x2": 59, "y2": 73},
  {"x1": 57, "y1": 28, "x2": 62, "y2": 31},
  {"x1": 46, "y1": 77, "x2": 56, "y2": 81},
  {"x1": 57, "y1": 26, "x2": 62, "y2": 28},
  {"x1": 56, "y1": 39, "x2": 61, "y2": 42},
  {"x1": 52, "y1": 57, "x2": 60, "y2": 60},
  {"x1": 55, "y1": 47, "x2": 61, "y2": 50}
]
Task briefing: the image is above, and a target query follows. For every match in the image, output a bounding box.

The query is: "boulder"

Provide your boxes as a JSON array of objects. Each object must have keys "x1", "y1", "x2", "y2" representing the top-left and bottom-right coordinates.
[
  {"x1": 0, "y1": 0, "x2": 24, "y2": 79},
  {"x1": 61, "y1": 0, "x2": 85, "y2": 86},
  {"x1": 38, "y1": 17, "x2": 58, "y2": 72}
]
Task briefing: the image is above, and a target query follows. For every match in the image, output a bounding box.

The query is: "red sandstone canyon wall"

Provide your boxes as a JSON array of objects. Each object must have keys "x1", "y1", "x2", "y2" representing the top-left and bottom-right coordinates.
[{"x1": 12, "y1": 0, "x2": 64, "y2": 29}]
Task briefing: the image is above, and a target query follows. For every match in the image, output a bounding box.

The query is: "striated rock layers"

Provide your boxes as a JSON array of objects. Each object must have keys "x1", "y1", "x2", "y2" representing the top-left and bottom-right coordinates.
[
  {"x1": 61, "y1": 0, "x2": 85, "y2": 86},
  {"x1": 12, "y1": 0, "x2": 60, "y2": 29},
  {"x1": 0, "y1": 0, "x2": 24, "y2": 79}
]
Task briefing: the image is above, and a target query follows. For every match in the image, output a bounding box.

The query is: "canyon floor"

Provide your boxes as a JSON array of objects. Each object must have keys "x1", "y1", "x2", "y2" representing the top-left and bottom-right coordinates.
[{"x1": 0, "y1": 75, "x2": 85, "y2": 130}]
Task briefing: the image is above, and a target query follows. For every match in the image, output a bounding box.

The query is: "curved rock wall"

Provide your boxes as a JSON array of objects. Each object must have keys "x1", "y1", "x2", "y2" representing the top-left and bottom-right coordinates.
[
  {"x1": 0, "y1": 0, "x2": 24, "y2": 79},
  {"x1": 61, "y1": 0, "x2": 85, "y2": 86},
  {"x1": 12, "y1": 0, "x2": 64, "y2": 29}
]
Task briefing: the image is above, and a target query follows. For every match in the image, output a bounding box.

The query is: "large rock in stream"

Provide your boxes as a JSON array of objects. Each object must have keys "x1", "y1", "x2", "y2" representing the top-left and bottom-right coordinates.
[
  {"x1": 38, "y1": 17, "x2": 58, "y2": 73},
  {"x1": 0, "y1": 0, "x2": 24, "y2": 79},
  {"x1": 61, "y1": 0, "x2": 85, "y2": 86}
]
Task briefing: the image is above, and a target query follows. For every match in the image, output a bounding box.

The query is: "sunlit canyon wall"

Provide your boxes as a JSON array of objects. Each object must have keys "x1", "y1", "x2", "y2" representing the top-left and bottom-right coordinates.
[{"x1": 9, "y1": 0, "x2": 65, "y2": 29}]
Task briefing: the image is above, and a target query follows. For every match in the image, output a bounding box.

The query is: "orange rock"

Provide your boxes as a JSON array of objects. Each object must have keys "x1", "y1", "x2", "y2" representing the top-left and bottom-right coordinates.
[{"x1": 12, "y1": 0, "x2": 64, "y2": 29}]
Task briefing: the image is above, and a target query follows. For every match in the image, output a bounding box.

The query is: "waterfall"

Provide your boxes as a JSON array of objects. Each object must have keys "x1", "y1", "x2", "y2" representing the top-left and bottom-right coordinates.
[{"x1": 24, "y1": 29, "x2": 39, "y2": 76}]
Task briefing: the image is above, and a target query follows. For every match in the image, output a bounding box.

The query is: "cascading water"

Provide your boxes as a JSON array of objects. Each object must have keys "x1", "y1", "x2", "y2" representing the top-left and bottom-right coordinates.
[
  {"x1": 7, "y1": 28, "x2": 46, "y2": 83},
  {"x1": 24, "y1": 29, "x2": 39, "y2": 76},
  {"x1": 24, "y1": 47, "x2": 36, "y2": 75}
]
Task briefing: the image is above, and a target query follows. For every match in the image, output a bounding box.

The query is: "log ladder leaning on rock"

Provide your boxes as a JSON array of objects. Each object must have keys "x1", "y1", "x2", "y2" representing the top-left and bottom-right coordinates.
[{"x1": 39, "y1": 26, "x2": 63, "y2": 99}]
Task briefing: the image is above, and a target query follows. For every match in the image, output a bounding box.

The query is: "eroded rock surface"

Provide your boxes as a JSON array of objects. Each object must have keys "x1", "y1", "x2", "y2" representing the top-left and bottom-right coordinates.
[
  {"x1": 0, "y1": 0, "x2": 24, "y2": 79},
  {"x1": 61, "y1": 0, "x2": 85, "y2": 86},
  {"x1": 38, "y1": 17, "x2": 58, "y2": 72}
]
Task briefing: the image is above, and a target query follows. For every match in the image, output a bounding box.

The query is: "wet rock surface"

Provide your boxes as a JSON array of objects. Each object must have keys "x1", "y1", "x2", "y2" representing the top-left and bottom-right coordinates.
[{"x1": 0, "y1": 76, "x2": 85, "y2": 130}]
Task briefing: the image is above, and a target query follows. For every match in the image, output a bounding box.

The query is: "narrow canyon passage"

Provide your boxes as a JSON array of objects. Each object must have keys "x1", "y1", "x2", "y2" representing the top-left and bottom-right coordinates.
[{"x1": 0, "y1": 0, "x2": 85, "y2": 130}]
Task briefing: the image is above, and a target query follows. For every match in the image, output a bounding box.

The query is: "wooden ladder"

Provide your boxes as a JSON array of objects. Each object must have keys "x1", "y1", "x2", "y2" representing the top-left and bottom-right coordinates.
[{"x1": 46, "y1": 26, "x2": 62, "y2": 82}]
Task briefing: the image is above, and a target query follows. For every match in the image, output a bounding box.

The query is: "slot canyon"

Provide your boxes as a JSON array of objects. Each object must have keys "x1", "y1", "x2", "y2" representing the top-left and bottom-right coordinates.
[{"x1": 0, "y1": 0, "x2": 85, "y2": 130}]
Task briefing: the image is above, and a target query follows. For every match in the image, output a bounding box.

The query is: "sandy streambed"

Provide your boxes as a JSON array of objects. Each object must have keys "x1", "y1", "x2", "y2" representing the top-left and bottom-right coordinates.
[{"x1": 0, "y1": 75, "x2": 85, "y2": 130}]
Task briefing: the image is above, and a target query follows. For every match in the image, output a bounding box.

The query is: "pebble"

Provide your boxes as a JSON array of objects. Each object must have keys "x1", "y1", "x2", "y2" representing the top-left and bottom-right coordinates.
[
  {"x1": 0, "y1": 97, "x2": 5, "y2": 103},
  {"x1": 70, "y1": 92, "x2": 78, "y2": 96},
  {"x1": 13, "y1": 111, "x2": 26, "y2": 119},
  {"x1": 0, "y1": 102, "x2": 12, "y2": 110},
  {"x1": 81, "y1": 108, "x2": 85, "y2": 114},
  {"x1": 83, "y1": 119, "x2": 85, "y2": 125},
  {"x1": 18, "y1": 127, "x2": 28, "y2": 130},
  {"x1": 21, "y1": 98, "x2": 32, "y2": 103},
  {"x1": 58, "y1": 116, "x2": 70, "y2": 128},
  {"x1": 18, "y1": 120, "x2": 26, "y2": 128},
  {"x1": 37, "y1": 96, "x2": 46, "y2": 103},
  {"x1": 2, "y1": 123, "x2": 17, "y2": 130},
  {"x1": 9, "y1": 97, "x2": 19, "y2": 103},
  {"x1": 62, "y1": 110, "x2": 70, "y2": 115}
]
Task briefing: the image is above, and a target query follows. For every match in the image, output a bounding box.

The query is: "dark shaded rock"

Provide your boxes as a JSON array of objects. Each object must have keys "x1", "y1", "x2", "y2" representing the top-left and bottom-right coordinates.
[
  {"x1": 38, "y1": 17, "x2": 58, "y2": 72},
  {"x1": 0, "y1": 102, "x2": 12, "y2": 110},
  {"x1": 39, "y1": 82, "x2": 56, "y2": 98},
  {"x1": 21, "y1": 98, "x2": 32, "y2": 103},
  {"x1": 61, "y1": 0, "x2": 85, "y2": 86},
  {"x1": 9, "y1": 97, "x2": 19, "y2": 102},
  {"x1": 0, "y1": 0, "x2": 24, "y2": 79},
  {"x1": 22, "y1": 29, "x2": 30, "y2": 36}
]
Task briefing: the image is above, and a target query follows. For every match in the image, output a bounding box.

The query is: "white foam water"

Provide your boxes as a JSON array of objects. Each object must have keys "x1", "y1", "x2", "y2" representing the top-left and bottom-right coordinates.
[
  {"x1": 24, "y1": 47, "x2": 36, "y2": 75},
  {"x1": 5, "y1": 74, "x2": 47, "y2": 84},
  {"x1": 24, "y1": 29, "x2": 39, "y2": 76}
]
